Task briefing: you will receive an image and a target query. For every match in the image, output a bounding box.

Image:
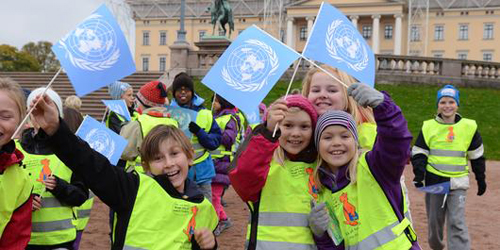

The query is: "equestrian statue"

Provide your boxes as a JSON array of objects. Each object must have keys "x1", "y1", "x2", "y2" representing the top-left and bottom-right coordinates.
[{"x1": 207, "y1": 0, "x2": 234, "y2": 38}]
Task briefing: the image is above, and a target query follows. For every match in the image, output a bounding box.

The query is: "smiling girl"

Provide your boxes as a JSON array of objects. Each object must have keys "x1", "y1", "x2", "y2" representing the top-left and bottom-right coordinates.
[
  {"x1": 313, "y1": 83, "x2": 420, "y2": 249},
  {"x1": 229, "y1": 95, "x2": 325, "y2": 250},
  {"x1": 28, "y1": 94, "x2": 218, "y2": 250}
]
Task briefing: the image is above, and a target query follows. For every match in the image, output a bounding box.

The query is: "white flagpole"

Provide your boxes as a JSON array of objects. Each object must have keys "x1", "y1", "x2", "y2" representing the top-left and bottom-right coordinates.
[{"x1": 11, "y1": 68, "x2": 63, "y2": 140}]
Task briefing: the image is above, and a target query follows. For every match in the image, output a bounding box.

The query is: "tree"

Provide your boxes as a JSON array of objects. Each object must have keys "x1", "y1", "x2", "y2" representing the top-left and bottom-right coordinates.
[
  {"x1": 22, "y1": 41, "x2": 60, "y2": 72},
  {"x1": 0, "y1": 44, "x2": 41, "y2": 72}
]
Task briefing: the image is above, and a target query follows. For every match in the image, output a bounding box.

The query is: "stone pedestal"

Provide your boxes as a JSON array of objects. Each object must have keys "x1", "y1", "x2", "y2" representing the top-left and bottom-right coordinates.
[
  {"x1": 190, "y1": 37, "x2": 232, "y2": 75},
  {"x1": 169, "y1": 43, "x2": 191, "y2": 72}
]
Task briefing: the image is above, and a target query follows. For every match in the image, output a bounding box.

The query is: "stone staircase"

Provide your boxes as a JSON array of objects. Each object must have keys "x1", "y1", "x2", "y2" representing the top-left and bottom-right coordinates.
[{"x1": 0, "y1": 72, "x2": 164, "y2": 119}]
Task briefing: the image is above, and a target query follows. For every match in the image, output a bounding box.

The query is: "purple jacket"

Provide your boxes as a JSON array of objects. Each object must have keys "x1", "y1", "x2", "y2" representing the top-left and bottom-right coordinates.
[
  {"x1": 315, "y1": 93, "x2": 421, "y2": 250},
  {"x1": 212, "y1": 108, "x2": 239, "y2": 186}
]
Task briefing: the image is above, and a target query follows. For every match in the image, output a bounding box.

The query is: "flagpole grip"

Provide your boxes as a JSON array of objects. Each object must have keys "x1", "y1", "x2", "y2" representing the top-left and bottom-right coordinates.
[{"x1": 11, "y1": 68, "x2": 63, "y2": 140}]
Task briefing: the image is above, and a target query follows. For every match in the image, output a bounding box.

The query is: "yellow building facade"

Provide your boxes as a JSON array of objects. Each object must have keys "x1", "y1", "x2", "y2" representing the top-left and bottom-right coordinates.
[{"x1": 128, "y1": 0, "x2": 499, "y2": 72}]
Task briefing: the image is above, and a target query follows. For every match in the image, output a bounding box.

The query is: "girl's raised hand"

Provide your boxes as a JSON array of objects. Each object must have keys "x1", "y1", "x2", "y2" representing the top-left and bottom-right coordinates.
[
  {"x1": 266, "y1": 99, "x2": 288, "y2": 132},
  {"x1": 30, "y1": 94, "x2": 60, "y2": 136},
  {"x1": 194, "y1": 229, "x2": 215, "y2": 249},
  {"x1": 43, "y1": 176, "x2": 57, "y2": 191}
]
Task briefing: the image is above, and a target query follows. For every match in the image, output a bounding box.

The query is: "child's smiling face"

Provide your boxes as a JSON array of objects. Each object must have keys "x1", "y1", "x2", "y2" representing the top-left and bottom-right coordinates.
[
  {"x1": 437, "y1": 97, "x2": 458, "y2": 120},
  {"x1": 307, "y1": 72, "x2": 347, "y2": 115},
  {"x1": 0, "y1": 90, "x2": 21, "y2": 147},
  {"x1": 278, "y1": 109, "x2": 313, "y2": 155},
  {"x1": 318, "y1": 125, "x2": 356, "y2": 170},
  {"x1": 148, "y1": 138, "x2": 192, "y2": 193},
  {"x1": 174, "y1": 86, "x2": 193, "y2": 106}
]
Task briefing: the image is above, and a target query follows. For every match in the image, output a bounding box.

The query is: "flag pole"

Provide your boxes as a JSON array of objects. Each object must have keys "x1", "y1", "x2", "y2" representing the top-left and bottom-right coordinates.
[
  {"x1": 11, "y1": 68, "x2": 63, "y2": 140},
  {"x1": 272, "y1": 57, "x2": 303, "y2": 137},
  {"x1": 211, "y1": 92, "x2": 217, "y2": 112},
  {"x1": 101, "y1": 107, "x2": 109, "y2": 123},
  {"x1": 300, "y1": 56, "x2": 349, "y2": 89}
]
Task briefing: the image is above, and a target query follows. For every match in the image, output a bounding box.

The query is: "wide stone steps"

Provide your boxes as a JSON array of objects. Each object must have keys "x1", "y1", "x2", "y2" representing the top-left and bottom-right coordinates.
[{"x1": 0, "y1": 72, "x2": 164, "y2": 119}]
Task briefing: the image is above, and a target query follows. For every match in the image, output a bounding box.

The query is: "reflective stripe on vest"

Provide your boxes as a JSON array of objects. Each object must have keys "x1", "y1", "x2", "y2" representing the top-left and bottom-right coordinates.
[
  {"x1": 40, "y1": 197, "x2": 63, "y2": 208},
  {"x1": 346, "y1": 217, "x2": 412, "y2": 250},
  {"x1": 31, "y1": 219, "x2": 74, "y2": 232},
  {"x1": 422, "y1": 118, "x2": 476, "y2": 178},
  {"x1": 248, "y1": 160, "x2": 317, "y2": 249},
  {"x1": 77, "y1": 209, "x2": 92, "y2": 218},
  {"x1": 210, "y1": 114, "x2": 237, "y2": 159},
  {"x1": 123, "y1": 246, "x2": 147, "y2": 250}
]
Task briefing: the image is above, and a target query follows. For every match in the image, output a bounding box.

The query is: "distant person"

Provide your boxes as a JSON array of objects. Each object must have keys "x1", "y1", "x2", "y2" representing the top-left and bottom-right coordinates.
[
  {"x1": 105, "y1": 81, "x2": 137, "y2": 134},
  {"x1": 64, "y1": 95, "x2": 82, "y2": 112},
  {"x1": 411, "y1": 85, "x2": 486, "y2": 250}
]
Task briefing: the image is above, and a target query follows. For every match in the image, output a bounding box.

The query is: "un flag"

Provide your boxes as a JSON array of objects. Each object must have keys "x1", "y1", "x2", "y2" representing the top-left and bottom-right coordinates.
[
  {"x1": 202, "y1": 25, "x2": 300, "y2": 115},
  {"x1": 52, "y1": 4, "x2": 136, "y2": 97}
]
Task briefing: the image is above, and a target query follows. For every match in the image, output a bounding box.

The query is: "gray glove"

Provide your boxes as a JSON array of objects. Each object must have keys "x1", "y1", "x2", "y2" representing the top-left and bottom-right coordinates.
[
  {"x1": 308, "y1": 200, "x2": 330, "y2": 237},
  {"x1": 347, "y1": 83, "x2": 384, "y2": 108}
]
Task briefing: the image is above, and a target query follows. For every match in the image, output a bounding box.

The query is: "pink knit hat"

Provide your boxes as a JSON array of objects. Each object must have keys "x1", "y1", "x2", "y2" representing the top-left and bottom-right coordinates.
[{"x1": 284, "y1": 95, "x2": 318, "y2": 128}]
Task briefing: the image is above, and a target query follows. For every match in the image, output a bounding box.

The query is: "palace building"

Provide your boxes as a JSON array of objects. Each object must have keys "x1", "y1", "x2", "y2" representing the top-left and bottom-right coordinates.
[{"x1": 127, "y1": 0, "x2": 500, "y2": 72}]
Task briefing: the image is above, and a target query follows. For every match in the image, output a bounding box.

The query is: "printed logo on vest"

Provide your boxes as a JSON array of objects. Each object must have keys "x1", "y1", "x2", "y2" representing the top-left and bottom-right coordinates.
[
  {"x1": 340, "y1": 193, "x2": 359, "y2": 226},
  {"x1": 184, "y1": 206, "x2": 198, "y2": 241},
  {"x1": 446, "y1": 126, "x2": 455, "y2": 142},
  {"x1": 36, "y1": 158, "x2": 52, "y2": 183},
  {"x1": 306, "y1": 167, "x2": 318, "y2": 199}
]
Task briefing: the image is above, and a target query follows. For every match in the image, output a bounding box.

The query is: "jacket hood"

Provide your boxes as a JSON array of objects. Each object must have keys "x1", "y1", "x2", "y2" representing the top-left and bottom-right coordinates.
[{"x1": 20, "y1": 128, "x2": 54, "y2": 155}]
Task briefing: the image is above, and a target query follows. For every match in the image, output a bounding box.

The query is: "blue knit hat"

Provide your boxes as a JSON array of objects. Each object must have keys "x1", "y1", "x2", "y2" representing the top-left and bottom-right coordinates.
[
  {"x1": 314, "y1": 110, "x2": 358, "y2": 148},
  {"x1": 437, "y1": 85, "x2": 459, "y2": 106},
  {"x1": 108, "y1": 81, "x2": 132, "y2": 100}
]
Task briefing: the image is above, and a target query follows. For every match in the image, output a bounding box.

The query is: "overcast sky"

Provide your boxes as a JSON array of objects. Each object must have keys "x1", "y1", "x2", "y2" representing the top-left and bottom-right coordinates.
[{"x1": 0, "y1": 0, "x2": 109, "y2": 49}]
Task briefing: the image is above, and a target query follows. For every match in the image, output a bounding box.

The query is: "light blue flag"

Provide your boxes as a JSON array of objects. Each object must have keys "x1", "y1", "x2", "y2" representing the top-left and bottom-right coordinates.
[
  {"x1": 164, "y1": 106, "x2": 198, "y2": 139},
  {"x1": 302, "y1": 2, "x2": 375, "y2": 87},
  {"x1": 245, "y1": 107, "x2": 261, "y2": 125},
  {"x1": 418, "y1": 182, "x2": 450, "y2": 194},
  {"x1": 202, "y1": 25, "x2": 300, "y2": 114},
  {"x1": 102, "y1": 100, "x2": 131, "y2": 121},
  {"x1": 76, "y1": 116, "x2": 128, "y2": 165},
  {"x1": 52, "y1": 4, "x2": 136, "y2": 97}
]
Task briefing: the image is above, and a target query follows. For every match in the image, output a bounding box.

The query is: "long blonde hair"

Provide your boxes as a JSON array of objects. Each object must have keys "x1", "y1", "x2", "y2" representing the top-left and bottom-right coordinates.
[
  {"x1": 0, "y1": 77, "x2": 26, "y2": 125},
  {"x1": 301, "y1": 66, "x2": 375, "y2": 124},
  {"x1": 313, "y1": 145, "x2": 360, "y2": 190}
]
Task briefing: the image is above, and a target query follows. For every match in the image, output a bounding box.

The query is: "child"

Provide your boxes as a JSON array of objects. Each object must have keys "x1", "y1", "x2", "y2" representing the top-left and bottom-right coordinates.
[
  {"x1": 411, "y1": 85, "x2": 486, "y2": 250},
  {"x1": 29, "y1": 94, "x2": 219, "y2": 249},
  {"x1": 64, "y1": 95, "x2": 82, "y2": 112},
  {"x1": 106, "y1": 81, "x2": 137, "y2": 134},
  {"x1": 229, "y1": 95, "x2": 321, "y2": 249},
  {"x1": 0, "y1": 77, "x2": 33, "y2": 249},
  {"x1": 210, "y1": 94, "x2": 239, "y2": 235},
  {"x1": 21, "y1": 88, "x2": 89, "y2": 250},
  {"x1": 301, "y1": 66, "x2": 376, "y2": 150},
  {"x1": 312, "y1": 83, "x2": 419, "y2": 249},
  {"x1": 170, "y1": 72, "x2": 221, "y2": 201},
  {"x1": 121, "y1": 80, "x2": 178, "y2": 173}
]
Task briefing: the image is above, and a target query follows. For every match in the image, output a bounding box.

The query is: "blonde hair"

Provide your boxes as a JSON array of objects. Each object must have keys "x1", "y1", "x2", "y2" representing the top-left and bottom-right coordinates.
[
  {"x1": 301, "y1": 66, "x2": 375, "y2": 124},
  {"x1": 272, "y1": 106, "x2": 311, "y2": 166},
  {"x1": 0, "y1": 77, "x2": 26, "y2": 125},
  {"x1": 140, "y1": 125, "x2": 194, "y2": 172},
  {"x1": 64, "y1": 95, "x2": 82, "y2": 111},
  {"x1": 313, "y1": 146, "x2": 360, "y2": 190}
]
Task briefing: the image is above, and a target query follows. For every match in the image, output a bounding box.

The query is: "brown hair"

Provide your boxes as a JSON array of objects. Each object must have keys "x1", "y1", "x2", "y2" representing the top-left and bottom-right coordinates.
[
  {"x1": 140, "y1": 125, "x2": 194, "y2": 172},
  {"x1": 301, "y1": 66, "x2": 375, "y2": 124},
  {"x1": 63, "y1": 107, "x2": 84, "y2": 134},
  {"x1": 0, "y1": 77, "x2": 26, "y2": 125}
]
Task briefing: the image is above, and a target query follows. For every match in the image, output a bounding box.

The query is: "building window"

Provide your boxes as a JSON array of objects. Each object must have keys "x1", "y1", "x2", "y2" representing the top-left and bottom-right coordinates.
[
  {"x1": 384, "y1": 25, "x2": 393, "y2": 39},
  {"x1": 410, "y1": 25, "x2": 420, "y2": 41},
  {"x1": 299, "y1": 26, "x2": 307, "y2": 41},
  {"x1": 459, "y1": 24, "x2": 468, "y2": 40},
  {"x1": 457, "y1": 51, "x2": 468, "y2": 60},
  {"x1": 159, "y1": 31, "x2": 167, "y2": 45},
  {"x1": 362, "y1": 26, "x2": 372, "y2": 39},
  {"x1": 409, "y1": 50, "x2": 421, "y2": 56},
  {"x1": 142, "y1": 57, "x2": 149, "y2": 71},
  {"x1": 434, "y1": 25, "x2": 444, "y2": 41},
  {"x1": 483, "y1": 52, "x2": 493, "y2": 61},
  {"x1": 199, "y1": 30, "x2": 206, "y2": 40},
  {"x1": 484, "y1": 23, "x2": 494, "y2": 40},
  {"x1": 142, "y1": 32, "x2": 150, "y2": 45},
  {"x1": 432, "y1": 50, "x2": 444, "y2": 58},
  {"x1": 159, "y1": 57, "x2": 166, "y2": 71}
]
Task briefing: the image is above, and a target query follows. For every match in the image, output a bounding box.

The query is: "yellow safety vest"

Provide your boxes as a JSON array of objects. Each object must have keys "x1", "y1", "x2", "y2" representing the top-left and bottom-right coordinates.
[
  {"x1": 0, "y1": 163, "x2": 33, "y2": 237},
  {"x1": 19, "y1": 149, "x2": 77, "y2": 246},
  {"x1": 358, "y1": 122, "x2": 377, "y2": 150},
  {"x1": 247, "y1": 160, "x2": 318, "y2": 249},
  {"x1": 72, "y1": 191, "x2": 95, "y2": 231},
  {"x1": 126, "y1": 114, "x2": 179, "y2": 173},
  {"x1": 119, "y1": 173, "x2": 218, "y2": 249},
  {"x1": 210, "y1": 114, "x2": 238, "y2": 160},
  {"x1": 192, "y1": 109, "x2": 214, "y2": 165},
  {"x1": 235, "y1": 110, "x2": 247, "y2": 150},
  {"x1": 422, "y1": 118, "x2": 476, "y2": 178},
  {"x1": 318, "y1": 153, "x2": 416, "y2": 250}
]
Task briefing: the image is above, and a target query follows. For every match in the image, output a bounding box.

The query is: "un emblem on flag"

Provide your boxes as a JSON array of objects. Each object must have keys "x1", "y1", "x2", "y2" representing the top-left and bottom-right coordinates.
[
  {"x1": 222, "y1": 39, "x2": 279, "y2": 92},
  {"x1": 60, "y1": 14, "x2": 120, "y2": 71},
  {"x1": 85, "y1": 128, "x2": 116, "y2": 160},
  {"x1": 326, "y1": 20, "x2": 368, "y2": 72}
]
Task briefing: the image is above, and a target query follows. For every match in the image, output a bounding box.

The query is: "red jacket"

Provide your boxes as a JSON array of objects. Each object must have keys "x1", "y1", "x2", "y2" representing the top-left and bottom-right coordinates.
[{"x1": 0, "y1": 140, "x2": 33, "y2": 250}]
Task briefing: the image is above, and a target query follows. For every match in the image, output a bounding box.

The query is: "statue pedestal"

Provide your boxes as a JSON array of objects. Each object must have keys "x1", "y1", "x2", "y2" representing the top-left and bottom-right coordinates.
[
  {"x1": 195, "y1": 36, "x2": 231, "y2": 52},
  {"x1": 190, "y1": 37, "x2": 232, "y2": 75},
  {"x1": 169, "y1": 43, "x2": 191, "y2": 72}
]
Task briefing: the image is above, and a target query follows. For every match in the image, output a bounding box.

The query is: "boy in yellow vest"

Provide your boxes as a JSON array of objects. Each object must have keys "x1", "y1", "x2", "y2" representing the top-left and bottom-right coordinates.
[{"x1": 411, "y1": 85, "x2": 486, "y2": 250}]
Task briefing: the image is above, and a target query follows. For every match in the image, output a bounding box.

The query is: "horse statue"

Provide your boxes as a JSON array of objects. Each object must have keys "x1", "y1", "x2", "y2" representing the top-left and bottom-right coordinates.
[{"x1": 207, "y1": 0, "x2": 234, "y2": 38}]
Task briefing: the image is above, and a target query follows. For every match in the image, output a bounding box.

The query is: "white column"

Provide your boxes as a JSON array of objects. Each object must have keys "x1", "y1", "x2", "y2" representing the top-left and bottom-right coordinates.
[
  {"x1": 350, "y1": 15, "x2": 359, "y2": 29},
  {"x1": 394, "y1": 14, "x2": 403, "y2": 55},
  {"x1": 286, "y1": 17, "x2": 295, "y2": 49},
  {"x1": 306, "y1": 16, "x2": 314, "y2": 37},
  {"x1": 371, "y1": 14, "x2": 381, "y2": 54}
]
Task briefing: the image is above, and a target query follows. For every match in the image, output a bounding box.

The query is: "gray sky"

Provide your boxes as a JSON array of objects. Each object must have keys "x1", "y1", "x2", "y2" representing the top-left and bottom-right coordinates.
[{"x1": 0, "y1": 0, "x2": 107, "y2": 49}]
